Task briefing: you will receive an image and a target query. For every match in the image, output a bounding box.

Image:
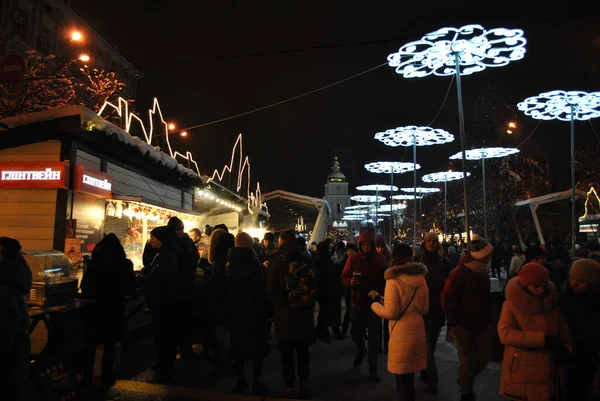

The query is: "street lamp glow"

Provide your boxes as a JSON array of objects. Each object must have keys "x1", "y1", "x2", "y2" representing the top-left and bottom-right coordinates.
[
  {"x1": 350, "y1": 195, "x2": 386, "y2": 203},
  {"x1": 387, "y1": 24, "x2": 527, "y2": 78},
  {"x1": 400, "y1": 187, "x2": 441, "y2": 194},
  {"x1": 374, "y1": 126, "x2": 454, "y2": 147},
  {"x1": 517, "y1": 90, "x2": 600, "y2": 121},
  {"x1": 391, "y1": 194, "x2": 422, "y2": 200},
  {"x1": 180, "y1": 131, "x2": 188, "y2": 137},
  {"x1": 364, "y1": 161, "x2": 419, "y2": 174},
  {"x1": 78, "y1": 53, "x2": 90, "y2": 62},
  {"x1": 70, "y1": 30, "x2": 83, "y2": 42},
  {"x1": 168, "y1": 123, "x2": 176, "y2": 130},
  {"x1": 449, "y1": 147, "x2": 520, "y2": 160},
  {"x1": 507, "y1": 129, "x2": 513, "y2": 134},
  {"x1": 422, "y1": 171, "x2": 471, "y2": 182},
  {"x1": 356, "y1": 184, "x2": 398, "y2": 191},
  {"x1": 508, "y1": 121, "x2": 517, "y2": 129},
  {"x1": 517, "y1": 90, "x2": 600, "y2": 256}
]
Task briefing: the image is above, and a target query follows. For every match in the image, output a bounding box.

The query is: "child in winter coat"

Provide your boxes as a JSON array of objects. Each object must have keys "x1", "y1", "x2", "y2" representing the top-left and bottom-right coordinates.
[
  {"x1": 498, "y1": 263, "x2": 572, "y2": 401},
  {"x1": 370, "y1": 243, "x2": 429, "y2": 401}
]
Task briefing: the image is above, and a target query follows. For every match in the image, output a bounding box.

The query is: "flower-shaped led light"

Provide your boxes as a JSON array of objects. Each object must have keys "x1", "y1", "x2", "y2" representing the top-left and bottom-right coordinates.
[
  {"x1": 448, "y1": 147, "x2": 520, "y2": 160},
  {"x1": 345, "y1": 205, "x2": 371, "y2": 210},
  {"x1": 356, "y1": 184, "x2": 399, "y2": 191},
  {"x1": 350, "y1": 195, "x2": 386, "y2": 203},
  {"x1": 342, "y1": 215, "x2": 364, "y2": 221},
  {"x1": 422, "y1": 171, "x2": 471, "y2": 183},
  {"x1": 401, "y1": 187, "x2": 441, "y2": 194},
  {"x1": 364, "y1": 162, "x2": 420, "y2": 174},
  {"x1": 375, "y1": 126, "x2": 454, "y2": 147},
  {"x1": 517, "y1": 90, "x2": 600, "y2": 121},
  {"x1": 387, "y1": 24, "x2": 527, "y2": 78},
  {"x1": 391, "y1": 194, "x2": 423, "y2": 200},
  {"x1": 344, "y1": 210, "x2": 369, "y2": 215},
  {"x1": 378, "y1": 204, "x2": 407, "y2": 212}
]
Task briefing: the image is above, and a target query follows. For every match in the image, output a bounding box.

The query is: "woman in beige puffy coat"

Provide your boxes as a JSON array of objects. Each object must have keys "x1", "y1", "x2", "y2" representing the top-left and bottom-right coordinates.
[
  {"x1": 498, "y1": 263, "x2": 572, "y2": 401},
  {"x1": 371, "y1": 243, "x2": 429, "y2": 401}
]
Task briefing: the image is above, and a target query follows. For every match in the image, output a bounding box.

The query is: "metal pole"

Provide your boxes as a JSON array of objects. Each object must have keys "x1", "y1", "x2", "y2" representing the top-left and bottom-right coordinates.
[
  {"x1": 390, "y1": 171, "x2": 394, "y2": 247},
  {"x1": 570, "y1": 106, "x2": 576, "y2": 257},
  {"x1": 375, "y1": 186, "x2": 379, "y2": 232},
  {"x1": 419, "y1": 191, "x2": 423, "y2": 237},
  {"x1": 454, "y1": 52, "x2": 471, "y2": 250},
  {"x1": 444, "y1": 175, "x2": 448, "y2": 239},
  {"x1": 413, "y1": 136, "x2": 417, "y2": 249},
  {"x1": 482, "y1": 151, "x2": 487, "y2": 240}
]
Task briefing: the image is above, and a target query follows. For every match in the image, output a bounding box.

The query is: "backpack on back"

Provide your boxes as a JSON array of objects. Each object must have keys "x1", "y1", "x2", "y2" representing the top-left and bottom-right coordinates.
[{"x1": 284, "y1": 255, "x2": 317, "y2": 308}]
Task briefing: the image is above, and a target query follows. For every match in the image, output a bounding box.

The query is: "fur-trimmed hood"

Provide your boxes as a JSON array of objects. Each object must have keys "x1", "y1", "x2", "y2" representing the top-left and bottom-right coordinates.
[
  {"x1": 384, "y1": 262, "x2": 428, "y2": 281},
  {"x1": 505, "y1": 276, "x2": 558, "y2": 314}
]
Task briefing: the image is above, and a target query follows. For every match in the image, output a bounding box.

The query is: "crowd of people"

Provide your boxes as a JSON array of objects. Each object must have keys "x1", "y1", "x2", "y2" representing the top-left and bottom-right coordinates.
[{"x1": 0, "y1": 225, "x2": 599, "y2": 401}]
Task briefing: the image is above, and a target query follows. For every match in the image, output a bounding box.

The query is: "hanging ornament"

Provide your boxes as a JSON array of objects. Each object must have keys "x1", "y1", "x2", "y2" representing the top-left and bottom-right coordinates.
[{"x1": 115, "y1": 202, "x2": 123, "y2": 218}]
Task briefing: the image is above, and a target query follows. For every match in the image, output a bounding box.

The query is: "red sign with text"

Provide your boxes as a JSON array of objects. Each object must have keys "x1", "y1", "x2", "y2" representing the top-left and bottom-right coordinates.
[
  {"x1": 0, "y1": 162, "x2": 69, "y2": 189},
  {"x1": 74, "y1": 165, "x2": 113, "y2": 198}
]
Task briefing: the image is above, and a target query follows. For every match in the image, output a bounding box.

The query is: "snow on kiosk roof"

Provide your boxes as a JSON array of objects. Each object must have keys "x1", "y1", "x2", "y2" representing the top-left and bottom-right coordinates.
[{"x1": 0, "y1": 106, "x2": 206, "y2": 182}]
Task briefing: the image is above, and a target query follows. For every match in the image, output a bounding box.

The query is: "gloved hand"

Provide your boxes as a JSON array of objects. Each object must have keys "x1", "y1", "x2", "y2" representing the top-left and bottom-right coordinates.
[
  {"x1": 543, "y1": 335, "x2": 562, "y2": 351},
  {"x1": 554, "y1": 346, "x2": 571, "y2": 364}
]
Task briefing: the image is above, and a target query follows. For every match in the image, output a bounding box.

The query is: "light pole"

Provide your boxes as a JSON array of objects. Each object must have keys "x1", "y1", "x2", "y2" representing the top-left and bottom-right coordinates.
[
  {"x1": 375, "y1": 126, "x2": 454, "y2": 247},
  {"x1": 364, "y1": 162, "x2": 419, "y2": 246},
  {"x1": 357, "y1": 184, "x2": 399, "y2": 239},
  {"x1": 518, "y1": 90, "x2": 600, "y2": 256},
  {"x1": 400, "y1": 187, "x2": 441, "y2": 240},
  {"x1": 350, "y1": 195, "x2": 387, "y2": 231},
  {"x1": 449, "y1": 147, "x2": 519, "y2": 239},
  {"x1": 386, "y1": 24, "x2": 527, "y2": 248},
  {"x1": 422, "y1": 171, "x2": 471, "y2": 238}
]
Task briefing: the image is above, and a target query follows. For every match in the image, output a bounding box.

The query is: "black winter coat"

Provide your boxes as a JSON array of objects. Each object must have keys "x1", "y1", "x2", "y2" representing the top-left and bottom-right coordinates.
[
  {"x1": 226, "y1": 247, "x2": 268, "y2": 360},
  {"x1": 81, "y1": 255, "x2": 134, "y2": 343},
  {"x1": 211, "y1": 232, "x2": 235, "y2": 326},
  {"x1": 559, "y1": 285, "x2": 600, "y2": 356},
  {"x1": 0, "y1": 255, "x2": 32, "y2": 399},
  {"x1": 144, "y1": 246, "x2": 178, "y2": 311},
  {"x1": 265, "y1": 243, "x2": 315, "y2": 341},
  {"x1": 175, "y1": 234, "x2": 199, "y2": 302}
]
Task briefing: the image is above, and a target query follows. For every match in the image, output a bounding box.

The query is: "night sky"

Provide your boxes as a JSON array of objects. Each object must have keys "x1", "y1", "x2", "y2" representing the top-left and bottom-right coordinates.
[{"x1": 71, "y1": 1, "x2": 600, "y2": 198}]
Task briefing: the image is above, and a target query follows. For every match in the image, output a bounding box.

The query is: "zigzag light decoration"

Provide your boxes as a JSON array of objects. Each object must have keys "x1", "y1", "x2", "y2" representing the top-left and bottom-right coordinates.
[{"x1": 97, "y1": 97, "x2": 266, "y2": 213}]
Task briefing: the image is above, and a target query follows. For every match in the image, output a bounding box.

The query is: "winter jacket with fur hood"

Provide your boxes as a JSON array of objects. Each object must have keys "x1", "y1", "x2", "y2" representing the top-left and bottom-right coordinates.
[
  {"x1": 498, "y1": 277, "x2": 572, "y2": 401},
  {"x1": 371, "y1": 262, "x2": 429, "y2": 375}
]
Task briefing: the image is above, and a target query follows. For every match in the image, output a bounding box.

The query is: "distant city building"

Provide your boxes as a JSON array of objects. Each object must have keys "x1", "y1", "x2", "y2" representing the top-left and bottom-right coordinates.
[
  {"x1": 0, "y1": 0, "x2": 140, "y2": 98},
  {"x1": 323, "y1": 155, "x2": 350, "y2": 222}
]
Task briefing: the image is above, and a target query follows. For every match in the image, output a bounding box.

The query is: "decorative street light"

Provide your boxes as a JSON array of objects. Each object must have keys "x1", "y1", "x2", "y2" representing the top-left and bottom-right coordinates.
[
  {"x1": 375, "y1": 126, "x2": 453, "y2": 245},
  {"x1": 449, "y1": 147, "x2": 520, "y2": 239},
  {"x1": 365, "y1": 161, "x2": 419, "y2": 245},
  {"x1": 400, "y1": 187, "x2": 441, "y2": 239},
  {"x1": 517, "y1": 90, "x2": 600, "y2": 255},
  {"x1": 387, "y1": 24, "x2": 527, "y2": 248},
  {"x1": 350, "y1": 195, "x2": 386, "y2": 203},
  {"x1": 422, "y1": 171, "x2": 471, "y2": 237},
  {"x1": 391, "y1": 194, "x2": 423, "y2": 200},
  {"x1": 357, "y1": 184, "x2": 399, "y2": 191}
]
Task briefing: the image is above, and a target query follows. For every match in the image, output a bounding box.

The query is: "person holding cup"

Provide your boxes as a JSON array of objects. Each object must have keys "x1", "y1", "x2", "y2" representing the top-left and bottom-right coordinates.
[{"x1": 341, "y1": 231, "x2": 388, "y2": 382}]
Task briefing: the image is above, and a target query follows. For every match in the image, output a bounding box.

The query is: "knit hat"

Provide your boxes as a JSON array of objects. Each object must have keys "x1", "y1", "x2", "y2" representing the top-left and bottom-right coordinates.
[
  {"x1": 424, "y1": 232, "x2": 438, "y2": 241},
  {"x1": 391, "y1": 243, "x2": 413, "y2": 265},
  {"x1": 518, "y1": 262, "x2": 549, "y2": 286},
  {"x1": 167, "y1": 216, "x2": 184, "y2": 231},
  {"x1": 375, "y1": 237, "x2": 386, "y2": 248},
  {"x1": 469, "y1": 234, "x2": 494, "y2": 260},
  {"x1": 570, "y1": 258, "x2": 600, "y2": 284},
  {"x1": 150, "y1": 226, "x2": 175, "y2": 244}
]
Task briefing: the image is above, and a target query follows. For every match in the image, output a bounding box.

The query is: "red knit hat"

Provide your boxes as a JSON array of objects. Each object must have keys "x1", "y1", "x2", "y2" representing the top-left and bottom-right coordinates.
[
  {"x1": 518, "y1": 262, "x2": 549, "y2": 286},
  {"x1": 375, "y1": 236, "x2": 386, "y2": 248}
]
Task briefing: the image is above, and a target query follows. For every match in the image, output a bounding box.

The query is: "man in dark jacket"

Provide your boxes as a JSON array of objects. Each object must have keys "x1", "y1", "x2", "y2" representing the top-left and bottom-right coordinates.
[
  {"x1": 143, "y1": 226, "x2": 179, "y2": 383},
  {"x1": 266, "y1": 230, "x2": 316, "y2": 399},
  {"x1": 0, "y1": 237, "x2": 32, "y2": 401},
  {"x1": 418, "y1": 232, "x2": 451, "y2": 393},
  {"x1": 167, "y1": 217, "x2": 199, "y2": 365},
  {"x1": 341, "y1": 231, "x2": 387, "y2": 382}
]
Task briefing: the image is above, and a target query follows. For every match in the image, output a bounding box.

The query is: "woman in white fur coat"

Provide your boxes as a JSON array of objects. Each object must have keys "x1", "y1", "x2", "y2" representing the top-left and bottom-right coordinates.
[{"x1": 371, "y1": 243, "x2": 429, "y2": 401}]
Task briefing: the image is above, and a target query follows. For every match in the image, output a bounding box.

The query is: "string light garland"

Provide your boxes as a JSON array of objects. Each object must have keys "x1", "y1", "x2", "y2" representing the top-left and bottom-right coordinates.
[{"x1": 97, "y1": 97, "x2": 265, "y2": 213}]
